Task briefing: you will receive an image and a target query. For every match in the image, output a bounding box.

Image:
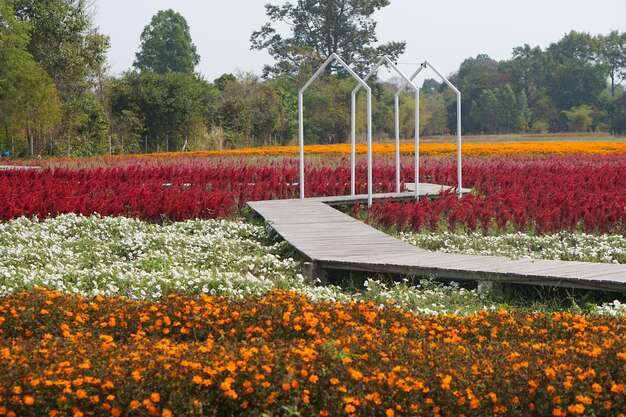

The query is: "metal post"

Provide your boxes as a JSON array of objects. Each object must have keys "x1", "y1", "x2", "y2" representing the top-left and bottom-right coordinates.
[
  {"x1": 415, "y1": 89, "x2": 420, "y2": 199},
  {"x1": 457, "y1": 93, "x2": 462, "y2": 198},
  {"x1": 367, "y1": 89, "x2": 372, "y2": 207},
  {"x1": 299, "y1": 91, "x2": 305, "y2": 199},
  {"x1": 422, "y1": 60, "x2": 463, "y2": 198},
  {"x1": 394, "y1": 94, "x2": 400, "y2": 193},
  {"x1": 357, "y1": 57, "x2": 419, "y2": 203},
  {"x1": 350, "y1": 91, "x2": 356, "y2": 196},
  {"x1": 299, "y1": 53, "x2": 370, "y2": 201}
]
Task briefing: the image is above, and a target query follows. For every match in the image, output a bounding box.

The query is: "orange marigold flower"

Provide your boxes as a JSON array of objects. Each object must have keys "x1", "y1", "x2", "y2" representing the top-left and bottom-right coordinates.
[
  {"x1": 592, "y1": 383, "x2": 603, "y2": 394},
  {"x1": 162, "y1": 409, "x2": 172, "y2": 417},
  {"x1": 575, "y1": 395, "x2": 592, "y2": 405},
  {"x1": 150, "y1": 392, "x2": 160, "y2": 403},
  {"x1": 469, "y1": 398, "x2": 480, "y2": 409},
  {"x1": 111, "y1": 407, "x2": 121, "y2": 417},
  {"x1": 567, "y1": 404, "x2": 585, "y2": 415},
  {"x1": 385, "y1": 409, "x2": 395, "y2": 417},
  {"x1": 319, "y1": 411, "x2": 329, "y2": 417},
  {"x1": 348, "y1": 368, "x2": 363, "y2": 381},
  {"x1": 75, "y1": 389, "x2": 87, "y2": 400},
  {"x1": 440, "y1": 375, "x2": 452, "y2": 390},
  {"x1": 330, "y1": 378, "x2": 340, "y2": 385},
  {"x1": 309, "y1": 375, "x2": 319, "y2": 384},
  {"x1": 345, "y1": 404, "x2": 356, "y2": 413},
  {"x1": 612, "y1": 383, "x2": 625, "y2": 393},
  {"x1": 552, "y1": 407, "x2": 566, "y2": 417},
  {"x1": 129, "y1": 400, "x2": 140, "y2": 410},
  {"x1": 23, "y1": 395, "x2": 35, "y2": 405}
]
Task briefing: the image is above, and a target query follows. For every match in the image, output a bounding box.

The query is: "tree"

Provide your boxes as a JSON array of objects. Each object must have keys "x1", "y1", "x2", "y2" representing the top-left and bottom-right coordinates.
[
  {"x1": 563, "y1": 105, "x2": 593, "y2": 132},
  {"x1": 250, "y1": 0, "x2": 405, "y2": 78},
  {"x1": 12, "y1": 0, "x2": 110, "y2": 155},
  {"x1": 448, "y1": 54, "x2": 500, "y2": 133},
  {"x1": 134, "y1": 9, "x2": 200, "y2": 74},
  {"x1": 500, "y1": 44, "x2": 547, "y2": 103},
  {"x1": 545, "y1": 31, "x2": 606, "y2": 111},
  {"x1": 0, "y1": 0, "x2": 61, "y2": 155},
  {"x1": 596, "y1": 31, "x2": 626, "y2": 96},
  {"x1": 108, "y1": 71, "x2": 217, "y2": 152}
]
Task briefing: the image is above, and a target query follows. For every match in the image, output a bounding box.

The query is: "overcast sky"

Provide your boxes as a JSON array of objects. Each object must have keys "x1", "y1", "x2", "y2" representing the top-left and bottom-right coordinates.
[{"x1": 93, "y1": 0, "x2": 625, "y2": 83}]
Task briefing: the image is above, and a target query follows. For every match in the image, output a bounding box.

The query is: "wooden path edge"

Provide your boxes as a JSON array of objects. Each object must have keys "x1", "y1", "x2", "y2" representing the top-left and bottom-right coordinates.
[{"x1": 248, "y1": 191, "x2": 626, "y2": 292}]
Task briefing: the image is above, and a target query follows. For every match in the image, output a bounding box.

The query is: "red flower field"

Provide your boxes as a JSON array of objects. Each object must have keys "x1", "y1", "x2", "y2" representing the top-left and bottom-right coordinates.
[{"x1": 1, "y1": 154, "x2": 624, "y2": 234}]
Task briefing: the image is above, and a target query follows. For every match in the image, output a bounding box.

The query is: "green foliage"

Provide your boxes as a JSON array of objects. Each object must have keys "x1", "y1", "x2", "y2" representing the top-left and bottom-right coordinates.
[
  {"x1": 563, "y1": 104, "x2": 594, "y2": 132},
  {"x1": 0, "y1": 0, "x2": 61, "y2": 155},
  {"x1": 596, "y1": 30, "x2": 626, "y2": 96},
  {"x1": 107, "y1": 71, "x2": 217, "y2": 152},
  {"x1": 251, "y1": 0, "x2": 405, "y2": 78},
  {"x1": 134, "y1": 9, "x2": 200, "y2": 74},
  {"x1": 8, "y1": 0, "x2": 109, "y2": 156}
]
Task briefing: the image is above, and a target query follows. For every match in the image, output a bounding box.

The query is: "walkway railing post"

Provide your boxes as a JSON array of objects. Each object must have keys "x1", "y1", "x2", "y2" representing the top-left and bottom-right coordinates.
[
  {"x1": 420, "y1": 60, "x2": 463, "y2": 198},
  {"x1": 356, "y1": 57, "x2": 419, "y2": 202},
  {"x1": 299, "y1": 53, "x2": 371, "y2": 202},
  {"x1": 298, "y1": 91, "x2": 305, "y2": 199}
]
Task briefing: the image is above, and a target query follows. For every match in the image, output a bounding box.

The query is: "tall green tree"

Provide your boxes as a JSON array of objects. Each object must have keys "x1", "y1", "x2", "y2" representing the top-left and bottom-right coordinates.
[
  {"x1": 134, "y1": 9, "x2": 200, "y2": 74},
  {"x1": 250, "y1": 0, "x2": 405, "y2": 77},
  {"x1": 0, "y1": 0, "x2": 61, "y2": 155},
  {"x1": 545, "y1": 31, "x2": 606, "y2": 112},
  {"x1": 108, "y1": 71, "x2": 217, "y2": 153},
  {"x1": 11, "y1": 0, "x2": 109, "y2": 155},
  {"x1": 448, "y1": 54, "x2": 500, "y2": 133},
  {"x1": 596, "y1": 30, "x2": 626, "y2": 96}
]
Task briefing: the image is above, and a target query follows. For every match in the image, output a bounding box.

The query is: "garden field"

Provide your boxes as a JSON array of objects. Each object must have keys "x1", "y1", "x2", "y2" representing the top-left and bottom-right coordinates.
[{"x1": 1, "y1": 141, "x2": 626, "y2": 416}]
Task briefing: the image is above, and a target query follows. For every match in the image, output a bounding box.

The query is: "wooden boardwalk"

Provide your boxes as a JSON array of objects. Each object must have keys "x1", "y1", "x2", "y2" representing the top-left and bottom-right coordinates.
[{"x1": 248, "y1": 189, "x2": 626, "y2": 292}]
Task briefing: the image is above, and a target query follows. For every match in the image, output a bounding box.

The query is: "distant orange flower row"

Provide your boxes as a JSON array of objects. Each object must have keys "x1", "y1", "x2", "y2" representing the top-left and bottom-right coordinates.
[
  {"x1": 2, "y1": 288, "x2": 626, "y2": 416},
  {"x1": 150, "y1": 141, "x2": 626, "y2": 158}
]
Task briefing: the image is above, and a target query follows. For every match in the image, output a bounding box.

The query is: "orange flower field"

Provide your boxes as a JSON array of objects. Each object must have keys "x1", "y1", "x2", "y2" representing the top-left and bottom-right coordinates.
[
  {"x1": 2, "y1": 289, "x2": 626, "y2": 417},
  {"x1": 148, "y1": 141, "x2": 626, "y2": 158}
]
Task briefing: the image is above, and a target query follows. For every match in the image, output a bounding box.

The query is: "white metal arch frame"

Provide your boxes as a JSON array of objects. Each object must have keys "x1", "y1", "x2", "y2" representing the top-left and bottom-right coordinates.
[
  {"x1": 299, "y1": 53, "x2": 373, "y2": 205},
  {"x1": 352, "y1": 56, "x2": 420, "y2": 199},
  {"x1": 406, "y1": 60, "x2": 463, "y2": 198}
]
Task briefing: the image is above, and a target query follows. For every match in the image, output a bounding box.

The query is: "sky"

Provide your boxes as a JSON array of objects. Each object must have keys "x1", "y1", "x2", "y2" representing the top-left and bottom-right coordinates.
[{"x1": 93, "y1": 0, "x2": 626, "y2": 84}]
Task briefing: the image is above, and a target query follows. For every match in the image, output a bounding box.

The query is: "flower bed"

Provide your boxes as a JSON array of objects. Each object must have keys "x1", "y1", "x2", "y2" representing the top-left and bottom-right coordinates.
[
  {"x1": 2, "y1": 154, "x2": 625, "y2": 234},
  {"x1": 364, "y1": 154, "x2": 626, "y2": 235},
  {"x1": 398, "y1": 231, "x2": 626, "y2": 264},
  {"x1": 118, "y1": 140, "x2": 626, "y2": 158},
  {"x1": 2, "y1": 289, "x2": 626, "y2": 417},
  {"x1": 0, "y1": 158, "x2": 394, "y2": 222}
]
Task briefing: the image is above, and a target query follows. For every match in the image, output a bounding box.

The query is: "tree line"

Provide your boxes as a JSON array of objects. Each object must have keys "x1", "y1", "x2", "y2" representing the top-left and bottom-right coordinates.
[{"x1": 0, "y1": 0, "x2": 624, "y2": 157}]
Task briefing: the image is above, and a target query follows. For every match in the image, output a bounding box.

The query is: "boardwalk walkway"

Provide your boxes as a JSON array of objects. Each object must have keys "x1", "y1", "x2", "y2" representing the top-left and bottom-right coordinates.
[{"x1": 248, "y1": 188, "x2": 626, "y2": 292}]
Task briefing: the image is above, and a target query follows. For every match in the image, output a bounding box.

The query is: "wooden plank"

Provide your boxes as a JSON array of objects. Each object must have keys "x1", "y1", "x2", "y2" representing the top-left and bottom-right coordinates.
[{"x1": 247, "y1": 188, "x2": 626, "y2": 292}]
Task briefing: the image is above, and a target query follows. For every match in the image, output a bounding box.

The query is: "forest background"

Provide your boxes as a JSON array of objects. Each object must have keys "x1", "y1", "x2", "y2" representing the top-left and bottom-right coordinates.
[{"x1": 0, "y1": 0, "x2": 624, "y2": 157}]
